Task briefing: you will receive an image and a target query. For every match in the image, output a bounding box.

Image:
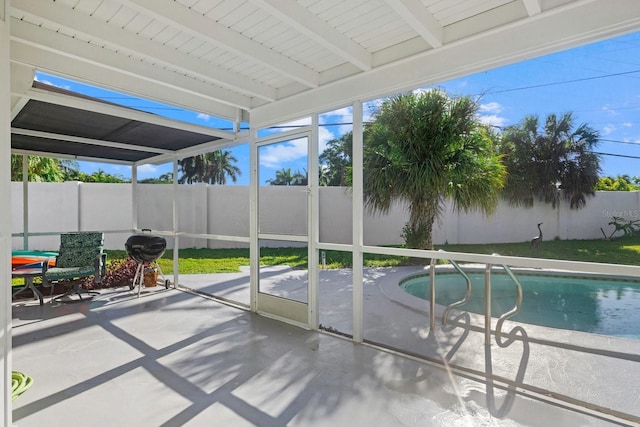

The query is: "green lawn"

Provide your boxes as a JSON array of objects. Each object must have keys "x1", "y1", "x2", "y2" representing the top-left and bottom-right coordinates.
[{"x1": 103, "y1": 235, "x2": 640, "y2": 274}]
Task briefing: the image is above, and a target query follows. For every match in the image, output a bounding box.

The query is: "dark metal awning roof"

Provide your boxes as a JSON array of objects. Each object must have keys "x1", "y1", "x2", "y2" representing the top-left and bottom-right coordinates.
[{"x1": 10, "y1": 82, "x2": 228, "y2": 163}]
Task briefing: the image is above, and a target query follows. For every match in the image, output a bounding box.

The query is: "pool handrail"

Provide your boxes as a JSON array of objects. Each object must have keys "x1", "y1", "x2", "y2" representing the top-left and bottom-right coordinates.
[
  {"x1": 429, "y1": 250, "x2": 473, "y2": 330},
  {"x1": 439, "y1": 250, "x2": 473, "y2": 327},
  {"x1": 491, "y1": 254, "x2": 524, "y2": 346}
]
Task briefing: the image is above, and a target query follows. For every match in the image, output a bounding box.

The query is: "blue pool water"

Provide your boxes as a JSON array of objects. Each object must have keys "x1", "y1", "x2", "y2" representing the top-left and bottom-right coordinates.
[{"x1": 400, "y1": 272, "x2": 640, "y2": 339}]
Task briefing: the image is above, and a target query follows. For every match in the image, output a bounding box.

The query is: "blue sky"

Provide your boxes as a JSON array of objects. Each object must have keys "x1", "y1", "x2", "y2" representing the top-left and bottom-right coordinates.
[{"x1": 35, "y1": 31, "x2": 640, "y2": 185}]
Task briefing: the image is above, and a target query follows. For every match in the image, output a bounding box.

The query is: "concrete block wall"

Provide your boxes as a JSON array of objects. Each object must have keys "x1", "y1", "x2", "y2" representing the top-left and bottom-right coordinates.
[{"x1": 11, "y1": 182, "x2": 640, "y2": 250}]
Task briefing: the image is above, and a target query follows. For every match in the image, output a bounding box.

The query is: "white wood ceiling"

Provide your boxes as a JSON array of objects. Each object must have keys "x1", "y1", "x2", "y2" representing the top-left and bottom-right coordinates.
[{"x1": 8, "y1": 0, "x2": 640, "y2": 128}]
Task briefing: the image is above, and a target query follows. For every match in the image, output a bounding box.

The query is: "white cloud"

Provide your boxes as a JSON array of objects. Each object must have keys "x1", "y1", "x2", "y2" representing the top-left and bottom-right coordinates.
[
  {"x1": 196, "y1": 113, "x2": 210, "y2": 121},
  {"x1": 318, "y1": 126, "x2": 333, "y2": 154},
  {"x1": 412, "y1": 87, "x2": 440, "y2": 96},
  {"x1": 602, "y1": 104, "x2": 619, "y2": 116},
  {"x1": 34, "y1": 74, "x2": 71, "y2": 90},
  {"x1": 320, "y1": 107, "x2": 351, "y2": 124},
  {"x1": 623, "y1": 122, "x2": 633, "y2": 128},
  {"x1": 602, "y1": 124, "x2": 616, "y2": 135},
  {"x1": 281, "y1": 117, "x2": 312, "y2": 128},
  {"x1": 320, "y1": 106, "x2": 353, "y2": 138},
  {"x1": 479, "y1": 102, "x2": 503, "y2": 114},
  {"x1": 477, "y1": 114, "x2": 507, "y2": 128},
  {"x1": 259, "y1": 137, "x2": 308, "y2": 169},
  {"x1": 476, "y1": 102, "x2": 507, "y2": 128},
  {"x1": 137, "y1": 164, "x2": 158, "y2": 175}
]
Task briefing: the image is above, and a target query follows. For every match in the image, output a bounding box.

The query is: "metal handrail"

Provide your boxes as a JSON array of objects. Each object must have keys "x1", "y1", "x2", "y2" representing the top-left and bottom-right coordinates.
[
  {"x1": 493, "y1": 261, "x2": 524, "y2": 346},
  {"x1": 429, "y1": 257, "x2": 437, "y2": 330},
  {"x1": 441, "y1": 255, "x2": 473, "y2": 326},
  {"x1": 429, "y1": 250, "x2": 473, "y2": 330}
]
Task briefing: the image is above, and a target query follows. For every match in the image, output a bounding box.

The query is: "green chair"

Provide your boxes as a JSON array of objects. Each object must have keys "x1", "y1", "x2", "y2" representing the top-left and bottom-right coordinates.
[{"x1": 43, "y1": 232, "x2": 107, "y2": 302}]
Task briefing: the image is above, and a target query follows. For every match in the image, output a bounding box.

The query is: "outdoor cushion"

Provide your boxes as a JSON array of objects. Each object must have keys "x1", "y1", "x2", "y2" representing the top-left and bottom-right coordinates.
[{"x1": 43, "y1": 232, "x2": 107, "y2": 301}]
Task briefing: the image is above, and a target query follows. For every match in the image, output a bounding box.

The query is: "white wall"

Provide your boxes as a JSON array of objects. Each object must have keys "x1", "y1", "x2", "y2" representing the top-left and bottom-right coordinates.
[{"x1": 11, "y1": 182, "x2": 640, "y2": 250}]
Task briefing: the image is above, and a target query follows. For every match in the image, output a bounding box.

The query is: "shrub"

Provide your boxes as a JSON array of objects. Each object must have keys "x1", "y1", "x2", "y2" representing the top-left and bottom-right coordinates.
[{"x1": 87, "y1": 257, "x2": 138, "y2": 288}]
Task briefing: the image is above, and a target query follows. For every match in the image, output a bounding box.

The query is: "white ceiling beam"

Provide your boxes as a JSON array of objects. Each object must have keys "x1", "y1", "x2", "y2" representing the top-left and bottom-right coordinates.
[
  {"x1": 248, "y1": 0, "x2": 372, "y2": 71},
  {"x1": 11, "y1": 39, "x2": 244, "y2": 122},
  {"x1": 9, "y1": 62, "x2": 34, "y2": 120},
  {"x1": 173, "y1": 137, "x2": 244, "y2": 161},
  {"x1": 20, "y1": 86, "x2": 234, "y2": 140},
  {"x1": 10, "y1": 96, "x2": 28, "y2": 121},
  {"x1": 10, "y1": 148, "x2": 135, "y2": 165},
  {"x1": 12, "y1": 128, "x2": 175, "y2": 155},
  {"x1": 10, "y1": 0, "x2": 277, "y2": 102},
  {"x1": 121, "y1": 0, "x2": 319, "y2": 88},
  {"x1": 10, "y1": 19, "x2": 252, "y2": 111},
  {"x1": 522, "y1": 0, "x2": 542, "y2": 16},
  {"x1": 9, "y1": 61, "x2": 34, "y2": 94},
  {"x1": 253, "y1": 0, "x2": 640, "y2": 126},
  {"x1": 383, "y1": 0, "x2": 443, "y2": 48}
]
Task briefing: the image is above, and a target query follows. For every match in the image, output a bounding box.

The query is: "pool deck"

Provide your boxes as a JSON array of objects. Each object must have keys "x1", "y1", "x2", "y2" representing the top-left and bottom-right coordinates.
[
  {"x1": 179, "y1": 265, "x2": 640, "y2": 423},
  {"x1": 11, "y1": 266, "x2": 640, "y2": 426}
]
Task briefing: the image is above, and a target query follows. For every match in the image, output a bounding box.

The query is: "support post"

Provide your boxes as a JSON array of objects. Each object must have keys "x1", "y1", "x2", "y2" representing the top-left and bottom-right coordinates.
[
  {"x1": 22, "y1": 154, "x2": 28, "y2": 249},
  {"x1": 249, "y1": 128, "x2": 259, "y2": 312},
  {"x1": 308, "y1": 114, "x2": 319, "y2": 330},
  {"x1": 131, "y1": 164, "x2": 138, "y2": 232},
  {"x1": 172, "y1": 159, "x2": 179, "y2": 288},
  {"x1": 1, "y1": 1, "x2": 14, "y2": 424},
  {"x1": 485, "y1": 263, "x2": 492, "y2": 346},
  {"x1": 352, "y1": 101, "x2": 364, "y2": 343}
]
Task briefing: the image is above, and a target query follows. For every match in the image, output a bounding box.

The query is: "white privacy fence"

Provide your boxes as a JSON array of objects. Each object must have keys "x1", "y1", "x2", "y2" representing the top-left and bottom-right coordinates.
[{"x1": 11, "y1": 182, "x2": 640, "y2": 251}]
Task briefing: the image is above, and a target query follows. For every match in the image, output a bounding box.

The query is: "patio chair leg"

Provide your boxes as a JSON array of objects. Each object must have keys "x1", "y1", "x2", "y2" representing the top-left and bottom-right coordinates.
[{"x1": 52, "y1": 279, "x2": 99, "y2": 303}]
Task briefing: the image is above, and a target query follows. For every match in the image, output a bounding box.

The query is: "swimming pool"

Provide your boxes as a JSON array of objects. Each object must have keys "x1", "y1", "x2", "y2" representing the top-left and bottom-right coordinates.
[{"x1": 400, "y1": 271, "x2": 640, "y2": 339}]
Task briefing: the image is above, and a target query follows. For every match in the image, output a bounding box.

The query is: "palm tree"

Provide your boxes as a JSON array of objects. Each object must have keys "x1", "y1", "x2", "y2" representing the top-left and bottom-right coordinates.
[
  {"x1": 178, "y1": 150, "x2": 240, "y2": 184},
  {"x1": 500, "y1": 113, "x2": 600, "y2": 209},
  {"x1": 202, "y1": 150, "x2": 241, "y2": 184},
  {"x1": 266, "y1": 168, "x2": 293, "y2": 185},
  {"x1": 178, "y1": 155, "x2": 204, "y2": 184},
  {"x1": 265, "y1": 168, "x2": 308, "y2": 186},
  {"x1": 363, "y1": 90, "x2": 506, "y2": 249}
]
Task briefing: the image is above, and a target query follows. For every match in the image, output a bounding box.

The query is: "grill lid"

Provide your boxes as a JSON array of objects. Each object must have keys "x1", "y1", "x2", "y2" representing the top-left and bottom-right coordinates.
[{"x1": 125, "y1": 230, "x2": 166, "y2": 263}]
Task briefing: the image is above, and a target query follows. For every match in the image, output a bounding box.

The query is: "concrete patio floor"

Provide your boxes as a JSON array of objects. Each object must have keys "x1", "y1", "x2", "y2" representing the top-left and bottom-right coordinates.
[{"x1": 10, "y1": 268, "x2": 640, "y2": 426}]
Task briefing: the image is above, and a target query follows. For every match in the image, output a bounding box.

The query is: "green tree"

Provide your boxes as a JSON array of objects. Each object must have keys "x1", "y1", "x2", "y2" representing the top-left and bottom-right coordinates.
[
  {"x1": 363, "y1": 90, "x2": 506, "y2": 249},
  {"x1": 11, "y1": 154, "x2": 68, "y2": 182},
  {"x1": 265, "y1": 168, "x2": 307, "y2": 186},
  {"x1": 178, "y1": 154, "x2": 205, "y2": 184},
  {"x1": 178, "y1": 150, "x2": 240, "y2": 184},
  {"x1": 203, "y1": 150, "x2": 241, "y2": 185},
  {"x1": 139, "y1": 173, "x2": 173, "y2": 184},
  {"x1": 595, "y1": 176, "x2": 635, "y2": 191},
  {"x1": 12, "y1": 154, "x2": 130, "y2": 183},
  {"x1": 319, "y1": 132, "x2": 352, "y2": 186},
  {"x1": 65, "y1": 168, "x2": 127, "y2": 183},
  {"x1": 500, "y1": 113, "x2": 601, "y2": 209}
]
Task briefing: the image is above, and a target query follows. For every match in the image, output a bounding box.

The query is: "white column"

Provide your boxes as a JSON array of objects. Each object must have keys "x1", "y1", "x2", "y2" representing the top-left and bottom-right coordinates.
[
  {"x1": 352, "y1": 101, "x2": 364, "y2": 343},
  {"x1": 22, "y1": 154, "x2": 28, "y2": 249},
  {"x1": 308, "y1": 114, "x2": 319, "y2": 329},
  {"x1": 1, "y1": 1, "x2": 14, "y2": 424},
  {"x1": 131, "y1": 164, "x2": 138, "y2": 232},
  {"x1": 249, "y1": 128, "x2": 259, "y2": 312},
  {"x1": 172, "y1": 159, "x2": 179, "y2": 288}
]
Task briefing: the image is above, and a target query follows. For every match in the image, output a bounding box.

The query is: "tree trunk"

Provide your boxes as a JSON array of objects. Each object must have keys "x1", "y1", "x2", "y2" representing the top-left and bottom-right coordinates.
[{"x1": 405, "y1": 199, "x2": 438, "y2": 250}]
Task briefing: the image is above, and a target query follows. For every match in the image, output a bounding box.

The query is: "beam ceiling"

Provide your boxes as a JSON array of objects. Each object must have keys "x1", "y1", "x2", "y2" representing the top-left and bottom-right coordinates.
[{"x1": 7, "y1": 0, "x2": 640, "y2": 159}]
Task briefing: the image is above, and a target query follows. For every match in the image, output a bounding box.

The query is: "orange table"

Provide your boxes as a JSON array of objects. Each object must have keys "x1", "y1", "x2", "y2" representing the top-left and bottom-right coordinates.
[{"x1": 11, "y1": 251, "x2": 57, "y2": 270}]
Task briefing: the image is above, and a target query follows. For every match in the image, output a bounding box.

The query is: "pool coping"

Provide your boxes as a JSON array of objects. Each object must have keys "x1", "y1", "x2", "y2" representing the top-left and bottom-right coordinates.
[{"x1": 377, "y1": 264, "x2": 640, "y2": 358}]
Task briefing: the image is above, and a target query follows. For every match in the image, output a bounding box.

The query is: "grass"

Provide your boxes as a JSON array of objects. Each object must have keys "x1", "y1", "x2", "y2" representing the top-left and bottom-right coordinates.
[
  {"x1": 102, "y1": 234, "x2": 640, "y2": 274},
  {"x1": 440, "y1": 235, "x2": 640, "y2": 265}
]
